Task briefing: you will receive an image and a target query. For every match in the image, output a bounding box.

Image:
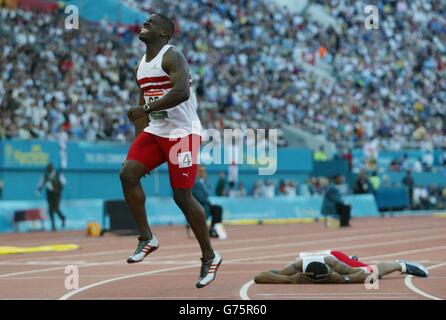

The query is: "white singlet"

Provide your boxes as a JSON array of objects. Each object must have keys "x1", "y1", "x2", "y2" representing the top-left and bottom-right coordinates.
[
  {"x1": 136, "y1": 45, "x2": 202, "y2": 138},
  {"x1": 299, "y1": 250, "x2": 332, "y2": 272}
]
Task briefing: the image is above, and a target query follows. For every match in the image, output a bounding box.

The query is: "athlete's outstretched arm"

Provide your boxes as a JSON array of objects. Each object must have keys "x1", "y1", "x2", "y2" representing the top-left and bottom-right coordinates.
[{"x1": 254, "y1": 263, "x2": 310, "y2": 284}]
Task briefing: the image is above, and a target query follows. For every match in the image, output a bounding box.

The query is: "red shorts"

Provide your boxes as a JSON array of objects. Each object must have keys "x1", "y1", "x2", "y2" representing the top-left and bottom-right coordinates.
[{"x1": 126, "y1": 132, "x2": 201, "y2": 189}]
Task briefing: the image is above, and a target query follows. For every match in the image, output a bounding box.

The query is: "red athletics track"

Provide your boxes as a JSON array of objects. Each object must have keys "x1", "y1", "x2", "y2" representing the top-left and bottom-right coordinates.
[{"x1": 0, "y1": 215, "x2": 445, "y2": 300}]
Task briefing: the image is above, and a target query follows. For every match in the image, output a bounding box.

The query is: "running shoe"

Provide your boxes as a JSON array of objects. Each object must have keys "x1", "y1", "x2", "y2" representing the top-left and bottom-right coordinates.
[
  {"x1": 196, "y1": 251, "x2": 222, "y2": 288},
  {"x1": 127, "y1": 235, "x2": 159, "y2": 264},
  {"x1": 397, "y1": 260, "x2": 429, "y2": 277}
]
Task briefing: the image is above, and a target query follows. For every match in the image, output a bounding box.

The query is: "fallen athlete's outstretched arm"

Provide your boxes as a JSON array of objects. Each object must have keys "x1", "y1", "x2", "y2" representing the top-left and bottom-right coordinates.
[{"x1": 254, "y1": 263, "x2": 311, "y2": 284}]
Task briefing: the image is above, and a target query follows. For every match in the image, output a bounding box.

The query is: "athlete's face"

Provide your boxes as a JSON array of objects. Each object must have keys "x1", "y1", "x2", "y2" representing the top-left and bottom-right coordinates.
[{"x1": 139, "y1": 15, "x2": 162, "y2": 43}]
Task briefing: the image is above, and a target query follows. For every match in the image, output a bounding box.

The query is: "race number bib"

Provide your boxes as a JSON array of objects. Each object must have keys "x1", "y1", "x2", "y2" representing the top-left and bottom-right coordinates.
[
  {"x1": 144, "y1": 91, "x2": 168, "y2": 120},
  {"x1": 179, "y1": 151, "x2": 193, "y2": 168}
]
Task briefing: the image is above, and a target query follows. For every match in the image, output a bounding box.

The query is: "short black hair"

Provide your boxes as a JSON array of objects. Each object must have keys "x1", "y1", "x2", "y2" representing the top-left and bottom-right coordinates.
[
  {"x1": 155, "y1": 13, "x2": 175, "y2": 39},
  {"x1": 305, "y1": 262, "x2": 329, "y2": 280}
]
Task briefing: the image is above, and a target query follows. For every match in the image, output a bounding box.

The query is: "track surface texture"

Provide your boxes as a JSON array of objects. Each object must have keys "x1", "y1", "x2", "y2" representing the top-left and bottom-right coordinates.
[{"x1": 0, "y1": 216, "x2": 445, "y2": 300}]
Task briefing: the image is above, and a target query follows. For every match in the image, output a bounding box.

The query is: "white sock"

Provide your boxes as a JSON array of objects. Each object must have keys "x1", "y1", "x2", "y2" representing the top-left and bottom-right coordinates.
[{"x1": 398, "y1": 261, "x2": 406, "y2": 273}]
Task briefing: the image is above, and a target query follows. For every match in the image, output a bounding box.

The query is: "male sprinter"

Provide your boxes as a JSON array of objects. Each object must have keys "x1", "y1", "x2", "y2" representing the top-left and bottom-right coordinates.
[
  {"x1": 254, "y1": 249, "x2": 428, "y2": 284},
  {"x1": 120, "y1": 13, "x2": 222, "y2": 288}
]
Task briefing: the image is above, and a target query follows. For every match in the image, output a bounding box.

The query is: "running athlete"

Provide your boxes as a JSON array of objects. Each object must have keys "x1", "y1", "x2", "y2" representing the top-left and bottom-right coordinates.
[
  {"x1": 254, "y1": 250, "x2": 429, "y2": 284},
  {"x1": 120, "y1": 13, "x2": 222, "y2": 288}
]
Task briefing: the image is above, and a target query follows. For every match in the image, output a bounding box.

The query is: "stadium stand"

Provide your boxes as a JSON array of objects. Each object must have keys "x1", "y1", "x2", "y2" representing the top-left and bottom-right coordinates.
[{"x1": 1, "y1": 0, "x2": 445, "y2": 150}]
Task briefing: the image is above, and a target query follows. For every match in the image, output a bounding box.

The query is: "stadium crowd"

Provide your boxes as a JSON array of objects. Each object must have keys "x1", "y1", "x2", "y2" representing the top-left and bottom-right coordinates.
[
  {"x1": 0, "y1": 0, "x2": 445, "y2": 209},
  {"x1": 1, "y1": 0, "x2": 445, "y2": 151}
]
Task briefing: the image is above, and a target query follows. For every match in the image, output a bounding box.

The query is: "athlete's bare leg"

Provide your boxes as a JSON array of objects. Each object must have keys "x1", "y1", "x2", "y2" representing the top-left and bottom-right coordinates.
[
  {"x1": 120, "y1": 160, "x2": 153, "y2": 240},
  {"x1": 173, "y1": 188, "x2": 214, "y2": 261},
  {"x1": 375, "y1": 262, "x2": 402, "y2": 277}
]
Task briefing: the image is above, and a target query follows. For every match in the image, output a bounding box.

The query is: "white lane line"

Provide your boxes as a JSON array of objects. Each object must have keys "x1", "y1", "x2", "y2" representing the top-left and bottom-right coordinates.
[
  {"x1": 58, "y1": 263, "x2": 201, "y2": 300},
  {"x1": 0, "y1": 266, "x2": 71, "y2": 279},
  {"x1": 4, "y1": 226, "x2": 443, "y2": 279},
  {"x1": 79, "y1": 297, "x2": 227, "y2": 300},
  {"x1": 404, "y1": 262, "x2": 446, "y2": 300},
  {"x1": 60, "y1": 234, "x2": 446, "y2": 300},
  {"x1": 364, "y1": 246, "x2": 446, "y2": 260},
  {"x1": 240, "y1": 281, "x2": 254, "y2": 300},
  {"x1": 258, "y1": 292, "x2": 410, "y2": 296},
  {"x1": 266, "y1": 296, "x2": 417, "y2": 300},
  {"x1": 239, "y1": 245, "x2": 446, "y2": 300},
  {"x1": 3, "y1": 219, "x2": 444, "y2": 264}
]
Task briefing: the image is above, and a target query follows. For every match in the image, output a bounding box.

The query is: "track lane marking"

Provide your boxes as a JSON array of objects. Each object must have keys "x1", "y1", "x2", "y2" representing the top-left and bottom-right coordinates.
[
  {"x1": 59, "y1": 234, "x2": 446, "y2": 300},
  {"x1": 404, "y1": 262, "x2": 446, "y2": 300},
  {"x1": 3, "y1": 227, "x2": 444, "y2": 279},
  {"x1": 3, "y1": 219, "x2": 445, "y2": 264},
  {"x1": 240, "y1": 245, "x2": 446, "y2": 300}
]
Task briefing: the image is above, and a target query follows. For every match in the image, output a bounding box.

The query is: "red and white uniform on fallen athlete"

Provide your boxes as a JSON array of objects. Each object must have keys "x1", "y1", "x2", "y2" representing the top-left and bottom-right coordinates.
[{"x1": 299, "y1": 250, "x2": 374, "y2": 273}]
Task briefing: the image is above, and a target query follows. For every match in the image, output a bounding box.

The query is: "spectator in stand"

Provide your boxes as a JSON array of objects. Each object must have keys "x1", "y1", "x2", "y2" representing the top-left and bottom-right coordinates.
[
  {"x1": 284, "y1": 181, "x2": 297, "y2": 197},
  {"x1": 252, "y1": 181, "x2": 263, "y2": 198},
  {"x1": 413, "y1": 186, "x2": 430, "y2": 210},
  {"x1": 228, "y1": 182, "x2": 247, "y2": 198},
  {"x1": 1, "y1": 0, "x2": 445, "y2": 151},
  {"x1": 389, "y1": 158, "x2": 400, "y2": 172},
  {"x1": 440, "y1": 148, "x2": 446, "y2": 167},
  {"x1": 412, "y1": 157, "x2": 423, "y2": 173},
  {"x1": 422, "y1": 150, "x2": 434, "y2": 172},
  {"x1": 340, "y1": 148, "x2": 353, "y2": 172},
  {"x1": 278, "y1": 180, "x2": 287, "y2": 195},
  {"x1": 192, "y1": 166, "x2": 226, "y2": 239},
  {"x1": 402, "y1": 170, "x2": 415, "y2": 209},
  {"x1": 215, "y1": 171, "x2": 226, "y2": 196},
  {"x1": 400, "y1": 153, "x2": 411, "y2": 172},
  {"x1": 314, "y1": 146, "x2": 328, "y2": 161},
  {"x1": 299, "y1": 179, "x2": 313, "y2": 196},
  {"x1": 369, "y1": 171, "x2": 381, "y2": 191},
  {"x1": 353, "y1": 170, "x2": 373, "y2": 194},
  {"x1": 262, "y1": 180, "x2": 276, "y2": 198}
]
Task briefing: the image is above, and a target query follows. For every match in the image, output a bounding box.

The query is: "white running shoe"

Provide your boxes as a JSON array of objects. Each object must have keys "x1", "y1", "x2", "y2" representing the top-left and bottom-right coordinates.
[
  {"x1": 196, "y1": 251, "x2": 222, "y2": 288},
  {"x1": 397, "y1": 260, "x2": 429, "y2": 277},
  {"x1": 127, "y1": 235, "x2": 159, "y2": 264}
]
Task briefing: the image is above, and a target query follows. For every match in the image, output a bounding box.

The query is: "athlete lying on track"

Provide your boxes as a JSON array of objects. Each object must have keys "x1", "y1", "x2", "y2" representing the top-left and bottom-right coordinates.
[{"x1": 254, "y1": 250, "x2": 429, "y2": 284}]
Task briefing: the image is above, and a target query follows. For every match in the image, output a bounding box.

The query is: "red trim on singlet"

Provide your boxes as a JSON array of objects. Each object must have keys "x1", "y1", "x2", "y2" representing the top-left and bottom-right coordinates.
[
  {"x1": 330, "y1": 250, "x2": 369, "y2": 267},
  {"x1": 137, "y1": 76, "x2": 171, "y2": 86},
  {"x1": 142, "y1": 83, "x2": 174, "y2": 91}
]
